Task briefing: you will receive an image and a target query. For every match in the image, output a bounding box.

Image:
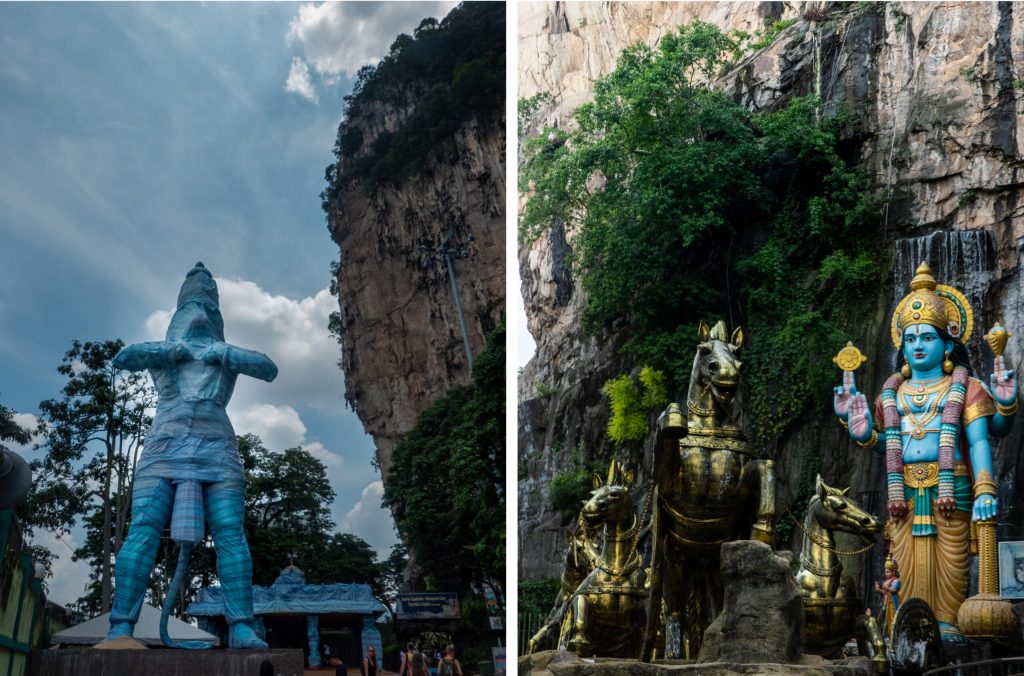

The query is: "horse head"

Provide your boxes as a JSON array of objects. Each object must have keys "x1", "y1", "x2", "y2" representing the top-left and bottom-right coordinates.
[
  {"x1": 581, "y1": 460, "x2": 635, "y2": 528},
  {"x1": 692, "y1": 320, "x2": 743, "y2": 409},
  {"x1": 810, "y1": 475, "x2": 880, "y2": 545}
]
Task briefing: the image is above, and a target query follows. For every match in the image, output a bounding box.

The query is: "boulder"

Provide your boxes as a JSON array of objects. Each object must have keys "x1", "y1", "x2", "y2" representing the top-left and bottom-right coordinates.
[{"x1": 698, "y1": 541, "x2": 804, "y2": 664}]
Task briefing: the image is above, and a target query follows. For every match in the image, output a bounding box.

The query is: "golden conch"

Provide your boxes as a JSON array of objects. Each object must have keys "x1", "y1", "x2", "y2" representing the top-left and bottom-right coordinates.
[
  {"x1": 985, "y1": 323, "x2": 1012, "y2": 358},
  {"x1": 832, "y1": 342, "x2": 867, "y2": 372}
]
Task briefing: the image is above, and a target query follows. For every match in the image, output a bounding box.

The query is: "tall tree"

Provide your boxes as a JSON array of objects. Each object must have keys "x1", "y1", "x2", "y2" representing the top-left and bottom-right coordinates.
[{"x1": 21, "y1": 339, "x2": 153, "y2": 612}]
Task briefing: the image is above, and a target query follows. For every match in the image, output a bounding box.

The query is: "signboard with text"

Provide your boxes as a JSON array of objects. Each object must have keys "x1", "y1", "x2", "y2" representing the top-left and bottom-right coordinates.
[{"x1": 396, "y1": 593, "x2": 461, "y2": 620}]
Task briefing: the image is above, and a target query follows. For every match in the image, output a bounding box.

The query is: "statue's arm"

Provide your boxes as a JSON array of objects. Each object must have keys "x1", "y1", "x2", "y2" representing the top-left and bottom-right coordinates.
[
  {"x1": 113, "y1": 341, "x2": 170, "y2": 371},
  {"x1": 219, "y1": 344, "x2": 278, "y2": 382},
  {"x1": 965, "y1": 417, "x2": 997, "y2": 521}
]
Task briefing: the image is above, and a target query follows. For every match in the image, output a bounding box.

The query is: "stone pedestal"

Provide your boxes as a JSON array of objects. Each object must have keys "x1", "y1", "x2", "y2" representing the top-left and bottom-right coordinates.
[
  {"x1": 31, "y1": 648, "x2": 304, "y2": 676},
  {"x1": 518, "y1": 650, "x2": 872, "y2": 675}
]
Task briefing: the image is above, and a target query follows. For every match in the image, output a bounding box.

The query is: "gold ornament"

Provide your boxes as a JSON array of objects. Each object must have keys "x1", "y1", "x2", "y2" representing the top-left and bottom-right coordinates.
[
  {"x1": 901, "y1": 363, "x2": 912, "y2": 378},
  {"x1": 833, "y1": 341, "x2": 867, "y2": 372},
  {"x1": 943, "y1": 355, "x2": 954, "y2": 374},
  {"x1": 985, "y1": 322, "x2": 1012, "y2": 357},
  {"x1": 890, "y1": 262, "x2": 974, "y2": 348}
]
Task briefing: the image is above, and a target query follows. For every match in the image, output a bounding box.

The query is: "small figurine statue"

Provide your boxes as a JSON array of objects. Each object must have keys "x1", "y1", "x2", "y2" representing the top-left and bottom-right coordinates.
[
  {"x1": 106, "y1": 262, "x2": 278, "y2": 649},
  {"x1": 835, "y1": 262, "x2": 1018, "y2": 642},
  {"x1": 874, "y1": 553, "x2": 901, "y2": 637}
]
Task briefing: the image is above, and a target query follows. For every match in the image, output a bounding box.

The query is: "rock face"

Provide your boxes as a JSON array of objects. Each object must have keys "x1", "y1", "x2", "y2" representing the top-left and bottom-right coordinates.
[
  {"x1": 699, "y1": 541, "x2": 804, "y2": 664},
  {"x1": 328, "y1": 110, "x2": 504, "y2": 479},
  {"x1": 518, "y1": 0, "x2": 1024, "y2": 583},
  {"x1": 518, "y1": 650, "x2": 872, "y2": 675}
]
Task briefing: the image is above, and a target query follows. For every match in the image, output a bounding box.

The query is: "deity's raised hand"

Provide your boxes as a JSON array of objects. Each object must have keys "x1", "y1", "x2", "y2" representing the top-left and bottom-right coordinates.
[
  {"x1": 990, "y1": 354, "x2": 1018, "y2": 407},
  {"x1": 848, "y1": 391, "x2": 873, "y2": 441},
  {"x1": 833, "y1": 370, "x2": 858, "y2": 417}
]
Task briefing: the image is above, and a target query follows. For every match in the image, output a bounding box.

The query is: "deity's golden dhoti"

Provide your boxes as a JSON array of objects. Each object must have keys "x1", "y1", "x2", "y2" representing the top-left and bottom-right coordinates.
[{"x1": 890, "y1": 463, "x2": 971, "y2": 628}]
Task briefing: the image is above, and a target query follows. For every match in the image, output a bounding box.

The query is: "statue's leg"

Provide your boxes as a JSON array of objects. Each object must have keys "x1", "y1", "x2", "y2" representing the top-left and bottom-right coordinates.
[
  {"x1": 567, "y1": 594, "x2": 591, "y2": 656},
  {"x1": 743, "y1": 459, "x2": 775, "y2": 544},
  {"x1": 108, "y1": 477, "x2": 174, "y2": 639},
  {"x1": 662, "y1": 550, "x2": 687, "y2": 659},
  {"x1": 856, "y1": 612, "x2": 889, "y2": 673},
  {"x1": 204, "y1": 480, "x2": 266, "y2": 649}
]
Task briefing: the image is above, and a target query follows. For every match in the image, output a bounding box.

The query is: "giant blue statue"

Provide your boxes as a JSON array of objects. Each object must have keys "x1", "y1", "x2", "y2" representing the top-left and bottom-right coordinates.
[{"x1": 106, "y1": 262, "x2": 278, "y2": 649}]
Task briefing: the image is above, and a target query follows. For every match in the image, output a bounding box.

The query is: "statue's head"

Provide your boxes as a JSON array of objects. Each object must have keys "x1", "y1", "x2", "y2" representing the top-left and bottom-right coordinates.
[
  {"x1": 695, "y1": 320, "x2": 743, "y2": 405},
  {"x1": 891, "y1": 262, "x2": 973, "y2": 376},
  {"x1": 166, "y1": 262, "x2": 225, "y2": 343},
  {"x1": 812, "y1": 475, "x2": 879, "y2": 544},
  {"x1": 580, "y1": 459, "x2": 634, "y2": 525}
]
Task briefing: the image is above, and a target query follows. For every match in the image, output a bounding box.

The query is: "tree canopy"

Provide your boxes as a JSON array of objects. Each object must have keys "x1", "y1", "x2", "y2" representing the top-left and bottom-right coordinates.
[
  {"x1": 520, "y1": 22, "x2": 882, "y2": 459},
  {"x1": 383, "y1": 324, "x2": 505, "y2": 593}
]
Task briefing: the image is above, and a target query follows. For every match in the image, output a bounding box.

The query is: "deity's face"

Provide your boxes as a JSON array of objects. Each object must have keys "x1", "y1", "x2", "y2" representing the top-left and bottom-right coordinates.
[
  {"x1": 901, "y1": 325, "x2": 951, "y2": 375},
  {"x1": 1014, "y1": 556, "x2": 1024, "y2": 585}
]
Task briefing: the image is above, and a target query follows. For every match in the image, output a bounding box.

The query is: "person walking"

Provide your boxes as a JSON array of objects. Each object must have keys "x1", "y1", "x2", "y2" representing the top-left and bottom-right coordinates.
[
  {"x1": 362, "y1": 645, "x2": 378, "y2": 676},
  {"x1": 437, "y1": 645, "x2": 462, "y2": 676},
  {"x1": 400, "y1": 641, "x2": 415, "y2": 676}
]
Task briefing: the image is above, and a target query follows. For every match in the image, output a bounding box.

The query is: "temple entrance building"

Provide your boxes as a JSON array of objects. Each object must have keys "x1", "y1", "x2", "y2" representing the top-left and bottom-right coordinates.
[{"x1": 188, "y1": 564, "x2": 385, "y2": 667}]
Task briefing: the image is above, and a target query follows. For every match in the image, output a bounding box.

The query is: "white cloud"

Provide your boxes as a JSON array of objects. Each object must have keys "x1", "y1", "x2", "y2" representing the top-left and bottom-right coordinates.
[
  {"x1": 144, "y1": 278, "x2": 344, "y2": 412},
  {"x1": 286, "y1": 1, "x2": 458, "y2": 83},
  {"x1": 340, "y1": 480, "x2": 399, "y2": 556},
  {"x1": 28, "y1": 528, "x2": 90, "y2": 607},
  {"x1": 284, "y1": 57, "x2": 318, "y2": 103},
  {"x1": 233, "y1": 403, "x2": 307, "y2": 450}
]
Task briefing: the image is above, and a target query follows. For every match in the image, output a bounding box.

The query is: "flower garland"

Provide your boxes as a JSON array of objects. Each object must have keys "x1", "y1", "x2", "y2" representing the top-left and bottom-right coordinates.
[{"x1": 882, "y1": 366, "x2": 968, "y2": 506}]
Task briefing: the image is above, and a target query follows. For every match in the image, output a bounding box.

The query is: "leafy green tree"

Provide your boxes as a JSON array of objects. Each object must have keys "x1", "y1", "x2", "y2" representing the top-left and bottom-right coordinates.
[
  {"x1": 384, "y1": 325, "x2": 505, "y2": 594},
  {"x1": 521, "y1": 22, "x2": 881, "y2": 458},
  {"x1": 0, "y1": 400, "x2": 32, "y2": 446},
  {"x1": 19, "y1": 339, "x2": 153, "y2": 611}
]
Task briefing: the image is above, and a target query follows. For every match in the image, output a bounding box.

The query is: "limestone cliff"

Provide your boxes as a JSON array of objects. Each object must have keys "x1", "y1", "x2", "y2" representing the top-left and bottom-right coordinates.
[
  {"x1": 519, "y1": 1, "x2": 1024, "y2": 579},
  {"x1": 327, "y1": 9, "x2": 505, "y2": 480}
]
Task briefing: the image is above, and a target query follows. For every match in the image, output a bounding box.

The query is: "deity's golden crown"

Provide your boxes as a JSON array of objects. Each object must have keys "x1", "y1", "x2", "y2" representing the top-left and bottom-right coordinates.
[{"x1": 890, "y1": 262, "x2": 974, "y2": 348}]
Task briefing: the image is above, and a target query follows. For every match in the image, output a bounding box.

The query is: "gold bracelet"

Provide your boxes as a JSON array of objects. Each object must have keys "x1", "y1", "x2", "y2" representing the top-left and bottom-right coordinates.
[
  {"x1": 973, "y1": 469, "x2": 998, "y2": 498},
  {"x1": 855, "y1": 430, "x2": 878, "y2": 448},
  {"x1": 997, "y1": 400, "x2": 1018, "y2": 416},
  {"x1": 838, "y1": 417, "x2": 849, "y2": 429}
]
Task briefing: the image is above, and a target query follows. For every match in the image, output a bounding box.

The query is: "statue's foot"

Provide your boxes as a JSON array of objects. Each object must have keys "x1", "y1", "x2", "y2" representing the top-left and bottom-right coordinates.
[
  {"x1": 229, "y1": 622, "x2": 268, "y2": 649},
  {"x1": 106, "y1": 621, "x2": 133, "y2": 641}
]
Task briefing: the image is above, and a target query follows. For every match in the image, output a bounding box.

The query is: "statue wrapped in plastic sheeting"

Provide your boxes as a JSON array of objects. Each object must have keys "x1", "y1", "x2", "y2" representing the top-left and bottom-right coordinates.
[{"x1": 106, "y1": 262, "x2": 278, "y2": 649}]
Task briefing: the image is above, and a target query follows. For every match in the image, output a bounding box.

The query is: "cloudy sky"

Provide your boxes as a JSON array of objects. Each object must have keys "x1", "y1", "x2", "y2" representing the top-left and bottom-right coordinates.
[{"x1": 0, "y1": 1, "x2": 455, "y2": 607}]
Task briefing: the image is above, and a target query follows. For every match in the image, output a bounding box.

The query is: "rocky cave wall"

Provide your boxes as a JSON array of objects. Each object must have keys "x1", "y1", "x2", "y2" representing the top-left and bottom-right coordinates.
[
  {"x1": 518, "y1": 1, "x2": 1024, "y2": 581},
  {"x1": 327, "y1": 98, "x2": 506, "y2": 480}
]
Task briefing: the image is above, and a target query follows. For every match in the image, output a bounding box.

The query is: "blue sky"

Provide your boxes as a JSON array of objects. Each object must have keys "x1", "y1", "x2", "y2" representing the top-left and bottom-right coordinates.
[{"x1": 0, "y1": 1, "x2": 455, "y2": 606}]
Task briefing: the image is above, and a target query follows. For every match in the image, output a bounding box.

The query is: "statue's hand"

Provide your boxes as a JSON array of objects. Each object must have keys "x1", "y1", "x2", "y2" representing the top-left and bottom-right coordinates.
[
  {"x1": 887, "y1": 500, "x2": 908, "y2": 521},
  {"x1": 972, "y1": 493, "x2": 998, "y2": 522},
  {"x1": 833, "y1": 370, "x2": 858, "y2": 417},
  {"x1": 935, "y1": 496, "x2": 957, "y2": 520},
  {"x1": 990, "y1": 355, "x2": 1018, "y2": 407},
  {"x1": 199, "y1": 343, "x2": 227, "y2": 365},
  {"x1": 848, "y1": 392, "x2": 873, "y2": 441},
  {"x1": 167, "y1": 343, "x2": 192, "y2": 363}
]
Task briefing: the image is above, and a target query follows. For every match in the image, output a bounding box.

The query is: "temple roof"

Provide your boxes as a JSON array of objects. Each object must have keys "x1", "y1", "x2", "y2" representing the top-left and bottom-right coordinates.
[{"x1": 187, "y1": 564, "x2": 386, "y2": 618}]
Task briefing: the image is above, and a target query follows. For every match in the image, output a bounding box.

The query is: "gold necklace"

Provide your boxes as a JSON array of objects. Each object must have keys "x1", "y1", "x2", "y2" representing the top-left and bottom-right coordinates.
[
  {"x1": 899, "y1": 388, "x2": 943, "y2": 439},
  {"x1": 901, "y1": 375, "x2": 951, "y2": 406}
]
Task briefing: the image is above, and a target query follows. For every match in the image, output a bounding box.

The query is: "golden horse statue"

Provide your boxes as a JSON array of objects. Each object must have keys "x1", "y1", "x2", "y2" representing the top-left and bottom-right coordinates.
[
  {"x1": 642, "y1": 320, "x2": 776, "y2": 660},
  {"x1": 795, "y1": 476, "x2": 887, "y2": 673},
  {"x1": 558, "y1": 460, "x2": 648, "y2": 658},
  {"x1": 526, "y1": 477, "x2": 613, "y2": 654}
]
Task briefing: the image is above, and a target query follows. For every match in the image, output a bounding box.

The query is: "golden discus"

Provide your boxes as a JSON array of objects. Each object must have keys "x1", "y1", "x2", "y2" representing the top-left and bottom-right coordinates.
[{"x1": 833, "y1": 341, "x2": 868, "y2": 372}]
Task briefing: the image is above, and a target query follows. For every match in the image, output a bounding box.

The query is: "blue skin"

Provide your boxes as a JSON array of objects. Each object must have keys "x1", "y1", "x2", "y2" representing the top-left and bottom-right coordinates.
[{"x1": 834, "y1": 325, "x2": 1018, "y2": 522}]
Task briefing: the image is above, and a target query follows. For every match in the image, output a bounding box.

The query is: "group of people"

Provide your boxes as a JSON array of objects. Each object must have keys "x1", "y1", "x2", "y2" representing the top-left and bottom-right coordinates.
[{"x1": 399, "y1": 642, "x2": 463, "y2": 676}]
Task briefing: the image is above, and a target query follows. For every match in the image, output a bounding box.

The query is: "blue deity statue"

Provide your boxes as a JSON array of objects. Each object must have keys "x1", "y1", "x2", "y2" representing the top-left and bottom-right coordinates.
[
  {"x1": 106, "y1": 262, "x2": 277, "y2": 649},
  {"x1": 834, "y1": 262, "x2": 1018, "y2": 642}
]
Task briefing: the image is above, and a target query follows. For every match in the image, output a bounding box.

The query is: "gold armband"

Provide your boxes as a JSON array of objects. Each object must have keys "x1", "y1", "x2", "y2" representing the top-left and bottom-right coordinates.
[{"x1": 973, "y1": 469, "x2": 997, "y2": 498}]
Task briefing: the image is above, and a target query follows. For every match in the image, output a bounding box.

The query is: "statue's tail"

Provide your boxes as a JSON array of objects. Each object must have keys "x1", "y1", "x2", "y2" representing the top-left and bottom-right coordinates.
[{"x1": 160, "y1": 480, "x2": 211, "y2": 650}]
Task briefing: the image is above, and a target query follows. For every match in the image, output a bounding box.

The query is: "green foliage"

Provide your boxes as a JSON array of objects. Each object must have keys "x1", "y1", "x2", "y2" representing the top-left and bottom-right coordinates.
[
  {"x1": 518, "y1": 92, "x2": 555, "y2": 137},
  {"x1": 547, "y1": 443, "x2": 603, "y2": 514},
  {"x1": 383, "y1": 325, "x2": 505, "y2": 592},
  {"x1": 0, "y1": 400, "x2": 32, "y2": 446},
  {"x1": 520, "y1": 22, "x2": 883, "y2": 463},
  {"x1": 518, "y1": 577, "x2": 561, "y2": 617},
  {"x1": 322, "y1": 3, "x2": 504, "y2": 198},
  {"x1": 604, "y1": 367, "x2": 668, "y2": 443}
]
